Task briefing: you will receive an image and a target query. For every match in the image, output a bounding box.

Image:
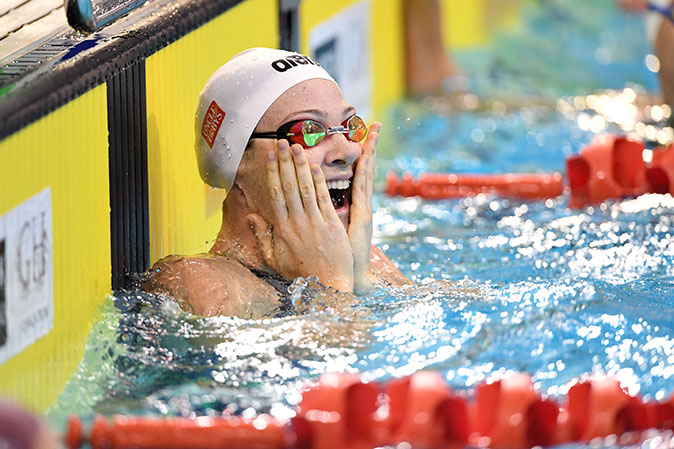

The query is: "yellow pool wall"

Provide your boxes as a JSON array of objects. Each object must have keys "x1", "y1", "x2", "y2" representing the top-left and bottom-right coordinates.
[
  {"x1": 0, "y1": 85, "x2": 110, "y2": 412},
  {"x1": 0, "y1": 0, "x2": 529, "y2": 412}
]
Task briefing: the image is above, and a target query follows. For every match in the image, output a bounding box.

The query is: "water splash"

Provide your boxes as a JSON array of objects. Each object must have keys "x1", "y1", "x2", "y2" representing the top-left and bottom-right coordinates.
[{"x1": 47, "y1": 2, "x2": 674, "y2": 444}]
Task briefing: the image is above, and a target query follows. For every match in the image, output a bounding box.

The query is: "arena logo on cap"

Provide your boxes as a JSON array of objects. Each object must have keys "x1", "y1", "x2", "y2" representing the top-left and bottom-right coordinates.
[
  {"x1": 271, "y1": 54, "x2": 320, "y2": 73},
  {"x1": 201, "y1": 100, "x2": 226, "y2": 148}
]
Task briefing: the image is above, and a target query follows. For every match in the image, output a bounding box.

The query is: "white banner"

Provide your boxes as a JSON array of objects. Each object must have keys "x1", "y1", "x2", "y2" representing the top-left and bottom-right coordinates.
[
  {"x1": 308, "y1": 0, "x2": 372, "y2": 120},
  {"x1": 0, "y1": 187, "x2": 54, "y2": 364}
]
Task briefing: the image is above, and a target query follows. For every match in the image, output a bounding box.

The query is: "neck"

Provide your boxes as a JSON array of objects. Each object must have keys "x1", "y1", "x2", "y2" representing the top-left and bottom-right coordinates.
[{"x1": 209, "y1": 186, "x2": 265, "y2": 269}]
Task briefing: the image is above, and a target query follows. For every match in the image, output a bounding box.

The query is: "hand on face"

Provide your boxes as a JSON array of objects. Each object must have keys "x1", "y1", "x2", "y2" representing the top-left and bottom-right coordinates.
[
  {"x1": 247, "y1": 139, "x2": 355, "y2": 292},
  {"x1": 348, "y1": 122, "x2": 380, "y2": 294}
]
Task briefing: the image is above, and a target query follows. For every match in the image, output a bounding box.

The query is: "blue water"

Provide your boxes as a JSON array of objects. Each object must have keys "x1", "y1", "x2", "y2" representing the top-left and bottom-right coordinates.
[{"x1": 49, "y1": 0, "x2": 674, "y2": 445}]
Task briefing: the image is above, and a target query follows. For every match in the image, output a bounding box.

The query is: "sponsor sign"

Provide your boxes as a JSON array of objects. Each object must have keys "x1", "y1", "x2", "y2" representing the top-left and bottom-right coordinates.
[
  {"x1": 201, "y1": 100, "x2": 226, "y2": 149},
  {"x1": 308, "y1": 0, "x2": 372, "y2": 119},
  {"x1": 0, "y1": 188, "x2": 54, "y2": 364}
]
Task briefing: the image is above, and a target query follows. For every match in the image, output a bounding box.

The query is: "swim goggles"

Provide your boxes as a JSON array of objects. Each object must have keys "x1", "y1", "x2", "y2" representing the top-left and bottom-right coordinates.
[
  {"x1": 250, "y1": 115, "x2": 368, "y2": 148},
  {"x1": 648, "y1": 1, "x2": 674, "y2": 24}
]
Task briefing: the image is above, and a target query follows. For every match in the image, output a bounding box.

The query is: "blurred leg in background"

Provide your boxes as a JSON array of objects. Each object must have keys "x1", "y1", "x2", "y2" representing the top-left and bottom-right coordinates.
[
  {"x1": 651, "y1": 1, "x2": 674, "y2": 107},
  {"x1": 619, "y1": 0, "x2": 674, "y2": 108},
  {"x1": 403, "y1": 0, "x2": 466, "y2": 96}
]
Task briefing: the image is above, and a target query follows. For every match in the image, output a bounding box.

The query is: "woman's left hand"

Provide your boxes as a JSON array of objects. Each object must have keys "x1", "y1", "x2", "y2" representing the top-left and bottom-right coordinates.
[{"x1": 348, "y1": 122, "x2": 381, "y2": 294}]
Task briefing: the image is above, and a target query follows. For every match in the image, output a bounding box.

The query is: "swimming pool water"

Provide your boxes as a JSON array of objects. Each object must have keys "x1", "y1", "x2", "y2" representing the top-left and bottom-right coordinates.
[{"x1": 49, "y1": 0, "x2": 674, "y2": 445}]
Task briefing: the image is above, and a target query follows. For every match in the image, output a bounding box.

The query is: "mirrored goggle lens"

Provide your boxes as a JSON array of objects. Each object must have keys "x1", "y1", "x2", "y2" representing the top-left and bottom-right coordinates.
[
  {"x1": 346, "y1": 115, "x2": 368, "y2": 142},
  {"x1": 288, "y1": 120, "x2": 326, "y2": 147},
  {"x1": 302, "y1": 120, "x2": 327, "y2": 147}
]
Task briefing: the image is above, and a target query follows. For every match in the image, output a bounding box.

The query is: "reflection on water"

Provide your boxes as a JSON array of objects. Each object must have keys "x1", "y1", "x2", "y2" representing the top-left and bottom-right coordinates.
[
  {"x1": 50, "y1": 277, "x2": 377, "y2": 421},
  {"x1": 49, "y1": 1, "x2": 674, "y2": 445},
  {"x1": 49, "y1": 188, "x2": 674, "y2": 426},
  {"x1": 375, "y1": 194, "x2": 674, "y2": 402}
]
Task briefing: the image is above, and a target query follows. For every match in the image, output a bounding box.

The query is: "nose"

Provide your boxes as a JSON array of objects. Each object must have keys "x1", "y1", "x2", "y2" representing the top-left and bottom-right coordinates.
[{"x1": 323, "y1": 133, "x2": 362, "y2": 168}]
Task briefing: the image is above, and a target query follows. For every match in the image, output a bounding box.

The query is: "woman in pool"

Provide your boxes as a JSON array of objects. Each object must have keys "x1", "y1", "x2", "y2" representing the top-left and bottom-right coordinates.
[{"x1": 143, "y1": 48, "x2": 410, "y2": 317}]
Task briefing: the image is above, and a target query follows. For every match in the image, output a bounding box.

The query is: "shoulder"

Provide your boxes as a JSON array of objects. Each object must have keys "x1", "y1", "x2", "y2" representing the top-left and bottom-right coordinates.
[
  {"x1": 369, "y1": 245, "x2": 412, "y2": 287},
  {"x1": 142, "y1": 255, "x2": 277, "y2": 316}
]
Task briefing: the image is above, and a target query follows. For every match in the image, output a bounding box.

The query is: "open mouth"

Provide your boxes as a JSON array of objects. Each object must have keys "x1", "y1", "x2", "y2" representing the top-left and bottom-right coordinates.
[{"x1": 326, "y1": 179, "x2": 352, "y2": 211}]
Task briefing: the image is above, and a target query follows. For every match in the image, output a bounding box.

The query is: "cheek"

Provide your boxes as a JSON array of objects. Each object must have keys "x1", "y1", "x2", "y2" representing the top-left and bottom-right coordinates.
[
  {"x1": 306, "y1": 148, "x2": 325, "y2": 168},
  {"x1": 347, "y1": 142, "x2": 364, "y2": 168},
  {"x1": 240, "y1": 169, "x2": 274, "y2": 217},
  {"x1": 236, "y1": 146, "x2": 271, "y2": 200},
  {"x1": 354, "y1": 142, "x2": 364, "y2": 159}
]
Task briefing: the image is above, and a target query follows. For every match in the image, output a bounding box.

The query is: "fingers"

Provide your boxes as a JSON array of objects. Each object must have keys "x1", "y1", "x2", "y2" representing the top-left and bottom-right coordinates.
[
  {"x1": 365, "y1": 138, "x2": 376, "y2": 201},
  {"x1": 351, "y1": 122, "x2": 379, "y2": 219},
  {"x1": 362, "y1": 121, "x2": 381, "y2": 158},
  {"x1": 361, "y1": 122, "x2": 379, "y2": 201},
  {"x1": 266, "y1": 145, "x2": 288, "y2": 223},
  {"x1": 291, "y1": 144, "x2": 322, "y2": 219},
  {"x1": 311, "y1": 164, "x2": 341, "y2": 223},
  {"x1": 349, "y1": 152, "x2": 374, "y2": 288},
  {"x1": 247, "y1": 213, "x2": 274, "y2": 265},
  {"x1": 350, "y1": 154, "x2": 370, "y2": 217},
  {"x1": 277, "y1": 140, "x2": 304, "y2": 217},
  {"x1": 366, "y1": 146, "x2": 375, "y2": 200}
]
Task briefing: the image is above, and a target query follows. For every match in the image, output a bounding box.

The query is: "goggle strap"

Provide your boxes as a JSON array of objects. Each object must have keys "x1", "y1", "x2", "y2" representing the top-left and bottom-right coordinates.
[{"x1": 250, "y1": 116, "x2": 367, "y2": 147}]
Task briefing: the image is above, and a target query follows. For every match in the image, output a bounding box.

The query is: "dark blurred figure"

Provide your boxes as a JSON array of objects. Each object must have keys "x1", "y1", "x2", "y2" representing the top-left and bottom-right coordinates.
[{"x1": 0, "y1": 399, "x2": 58, "y2": 449}]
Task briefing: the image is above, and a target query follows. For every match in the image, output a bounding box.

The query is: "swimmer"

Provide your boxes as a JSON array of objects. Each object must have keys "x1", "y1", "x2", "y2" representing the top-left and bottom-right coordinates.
[
  {"x1": 143, "y1": 48, "x2": 411, "y2": 317},
  {"x1": 617, "y1": 0, "x2": 674, "y2": 108}
]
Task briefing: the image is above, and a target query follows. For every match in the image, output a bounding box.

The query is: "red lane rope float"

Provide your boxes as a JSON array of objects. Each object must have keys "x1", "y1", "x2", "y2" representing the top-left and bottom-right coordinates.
[
  {"x1": 646, "y1": 143, "x2": 674, "y2": 196},
  {"x1": 68, "y1": 414, "x2": 293, "y2": 449},
  {"x1": 565, "y1": 377, "x2": 640, "y2": 441},
  {"x1": 385, "y1": 371, "x2": 467, "y2": 447},
  {"x1": 386, "y1": 172, "x2": 565, "y2": 201},
  {"x1": 66, "y1": 372, "x2": 674, "y2": 449},
  {"x1": 566, "y1": 135, "x2": 649, "y2": 208},
  {"x1": 565, "y1": 137, "x2": 674, "y2": 208},
  {"x1": 471, "y1": 373, "x2": 559, "y2": 448},
  {"x1": 385, "y1": 136, "x2": 674, "y2": 208},
  {"x1": 296, "y1": 372, "x2": 380, "y2": 449}
]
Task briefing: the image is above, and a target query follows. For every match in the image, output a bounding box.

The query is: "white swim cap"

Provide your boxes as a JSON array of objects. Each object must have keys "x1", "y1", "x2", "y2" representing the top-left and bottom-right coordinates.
[{"x1": 195, "y1": 47, "x2": 337, "y2": 190}]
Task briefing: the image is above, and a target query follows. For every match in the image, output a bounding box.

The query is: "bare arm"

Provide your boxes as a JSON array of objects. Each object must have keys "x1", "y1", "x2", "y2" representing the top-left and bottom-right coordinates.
[
  {"x1": 142, "y1": 256, "x2": 244, "y2": 316},
  {"x1": 655, "y1": 2, "x2": 674, "y2": 108},
  {"x1": 370, "y1": 245, "x2": 413, "y2": 287}
]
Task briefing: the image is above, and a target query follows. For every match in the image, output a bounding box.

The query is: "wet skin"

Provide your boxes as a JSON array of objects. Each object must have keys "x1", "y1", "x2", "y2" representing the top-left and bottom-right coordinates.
[
  {"x1": 143, "y1": 80, "x2": 410, "y2": 317},
  {"x1": 243, "y1": 80, "x2": 379, "y2": 293}
]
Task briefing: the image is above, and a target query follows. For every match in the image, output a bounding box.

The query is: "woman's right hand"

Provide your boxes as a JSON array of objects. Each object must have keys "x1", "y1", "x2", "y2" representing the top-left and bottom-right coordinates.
[{"x1": 247, "y1": 140, "x2": 355, "y2": 292}]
